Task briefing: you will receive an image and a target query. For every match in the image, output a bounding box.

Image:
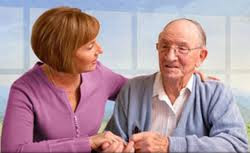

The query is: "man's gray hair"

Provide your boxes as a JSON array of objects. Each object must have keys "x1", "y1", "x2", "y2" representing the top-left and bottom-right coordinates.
[{"x1": 161, "y1": 18, "x2": 207, "y2": 46}]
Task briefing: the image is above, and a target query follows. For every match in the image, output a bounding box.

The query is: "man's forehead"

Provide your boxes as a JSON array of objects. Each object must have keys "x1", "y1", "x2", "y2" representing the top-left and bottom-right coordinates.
[
  {"x1": 159, "y1": 31, "x2": 189, "y2": 41},
  {"x1": 159, "y1": 21, "x2": 201, "y2": 43},
  {"x1": 159, "y1": 34, "x2": 189, "y2": 46}
]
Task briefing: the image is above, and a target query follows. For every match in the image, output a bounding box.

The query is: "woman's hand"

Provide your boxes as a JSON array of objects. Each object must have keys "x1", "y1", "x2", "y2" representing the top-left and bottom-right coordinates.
[
  {"x1": 89, "y1": 131, "x2": 125, "y2": 150},
  {"x1": 194, "y1": 70, "x2": 219, "y2": 82},
  {"x1": 101, "y1": 140, "x2": 135, "y2": 153},
  {"x1": 101, "y1": 140, "x2": 124, "y2": 152}
]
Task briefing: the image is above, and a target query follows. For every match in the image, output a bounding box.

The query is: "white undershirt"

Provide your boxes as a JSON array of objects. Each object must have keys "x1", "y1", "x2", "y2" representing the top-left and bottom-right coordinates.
[{"x1": 150, "y1": 72, "x2": 193, "y2": 136}]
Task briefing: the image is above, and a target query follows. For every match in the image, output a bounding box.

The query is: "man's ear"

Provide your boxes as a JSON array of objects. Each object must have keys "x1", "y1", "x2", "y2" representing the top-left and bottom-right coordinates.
[
  {"x1": 156, "y1": 43, "x2": 159, "y2": 50},
  {"x1": 196, "y1": 47, "x2": 208, "y2": 67}
]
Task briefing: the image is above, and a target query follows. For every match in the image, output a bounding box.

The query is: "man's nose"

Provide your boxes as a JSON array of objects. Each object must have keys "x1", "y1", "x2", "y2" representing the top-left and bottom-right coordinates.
[{"x1": 164, "y1": 48, "x2": 178, "y2": 61}]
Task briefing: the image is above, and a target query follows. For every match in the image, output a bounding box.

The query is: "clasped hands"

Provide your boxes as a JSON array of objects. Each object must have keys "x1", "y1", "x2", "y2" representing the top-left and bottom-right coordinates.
[{"x1": 90, "y1": 131, "x2": 169, "y2": 153}]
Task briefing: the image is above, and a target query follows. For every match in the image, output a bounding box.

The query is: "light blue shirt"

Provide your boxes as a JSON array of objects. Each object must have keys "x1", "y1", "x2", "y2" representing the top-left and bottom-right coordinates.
[{"x1": 106, "y1": 73, "x2": 248, "y2": 152}]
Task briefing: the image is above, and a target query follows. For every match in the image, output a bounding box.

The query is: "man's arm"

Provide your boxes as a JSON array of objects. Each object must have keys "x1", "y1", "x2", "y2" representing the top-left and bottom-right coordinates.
[
  {"x1": 105, "y1": 84, "x2": 130, "y2": 141},
  {"x1": 169, "y1": 86, "x2": 248, "y2": 152}
]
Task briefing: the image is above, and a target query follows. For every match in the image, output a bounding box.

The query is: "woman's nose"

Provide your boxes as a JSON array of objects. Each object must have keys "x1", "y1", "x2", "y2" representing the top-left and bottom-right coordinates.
[{"x1": 95, "y1": 42, "x2": 103, "y2": 54}]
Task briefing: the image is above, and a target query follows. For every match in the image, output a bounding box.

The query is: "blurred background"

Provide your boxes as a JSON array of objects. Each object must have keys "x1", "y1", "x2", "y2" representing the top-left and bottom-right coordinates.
[{"x1": 0, "y1": 0, "x2": 249, "y2": 148}]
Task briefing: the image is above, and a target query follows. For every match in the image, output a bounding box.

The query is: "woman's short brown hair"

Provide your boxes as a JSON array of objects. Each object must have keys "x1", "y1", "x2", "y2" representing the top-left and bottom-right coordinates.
[{"x1": 31, "y1": 6, "x2": 100, "y2": 73}]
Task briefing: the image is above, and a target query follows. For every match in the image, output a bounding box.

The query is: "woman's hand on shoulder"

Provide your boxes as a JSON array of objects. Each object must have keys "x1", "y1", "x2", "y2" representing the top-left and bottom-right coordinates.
[{"x1": 194, "y1": 69, "x2": 220, "y2": 82}]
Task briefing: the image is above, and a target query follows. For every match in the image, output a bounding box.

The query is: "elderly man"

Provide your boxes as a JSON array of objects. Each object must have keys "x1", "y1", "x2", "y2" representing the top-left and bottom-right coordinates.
[{"x1": 105, "y1": 18, "x2": 248, "y2": 152}]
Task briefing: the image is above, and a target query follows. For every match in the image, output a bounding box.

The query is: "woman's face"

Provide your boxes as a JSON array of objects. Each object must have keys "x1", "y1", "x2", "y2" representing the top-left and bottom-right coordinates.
[{"x1": 73, "y1": 38, "x2": 103, "y2": 73}]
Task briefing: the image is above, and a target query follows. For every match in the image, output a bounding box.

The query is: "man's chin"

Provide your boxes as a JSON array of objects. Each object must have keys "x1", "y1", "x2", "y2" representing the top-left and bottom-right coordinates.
[{"x1": 162, "y1": 72, "x2": 182, "y2": 80}]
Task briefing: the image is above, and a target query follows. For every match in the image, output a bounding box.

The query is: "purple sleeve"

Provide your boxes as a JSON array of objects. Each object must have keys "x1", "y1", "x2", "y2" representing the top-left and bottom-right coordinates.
[
  {"x1": 98, "y1": 62, "x2": 128, "y2": 101},
  {"x1": 1, "y1": 83, "x2": 91, "y2": 153}
]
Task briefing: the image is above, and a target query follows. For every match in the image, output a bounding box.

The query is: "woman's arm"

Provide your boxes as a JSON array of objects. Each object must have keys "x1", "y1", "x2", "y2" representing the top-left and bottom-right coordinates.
[
  {"x1": 1, "y1": 83, "x2": 114, "y2": 153},
  {"x1": 97, "y1": 62, "x2": 128, "y2": 101}
]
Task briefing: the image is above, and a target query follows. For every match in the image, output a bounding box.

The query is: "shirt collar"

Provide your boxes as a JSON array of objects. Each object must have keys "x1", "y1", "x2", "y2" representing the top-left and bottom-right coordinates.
[
  {"x1": 152, "y1": 72, "x2": 193, "y2": 97},
  {"x1": 185, "y1": 74, "x2": 193, "y2": 93},
  {"x1": 152, "y1": 72, "x2": 163, "y2": 97}
]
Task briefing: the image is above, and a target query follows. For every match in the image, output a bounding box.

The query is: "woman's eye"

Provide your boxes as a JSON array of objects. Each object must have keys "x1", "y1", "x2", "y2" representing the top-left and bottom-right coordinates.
[{"x1": 88, "y1": 44, "x2": 94, "y2": 49}]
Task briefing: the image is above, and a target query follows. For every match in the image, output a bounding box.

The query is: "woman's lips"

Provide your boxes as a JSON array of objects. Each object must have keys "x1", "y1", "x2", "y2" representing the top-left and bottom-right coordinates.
[{"x1": 92, "y1": 59, "x2": 97, "y2": 64}]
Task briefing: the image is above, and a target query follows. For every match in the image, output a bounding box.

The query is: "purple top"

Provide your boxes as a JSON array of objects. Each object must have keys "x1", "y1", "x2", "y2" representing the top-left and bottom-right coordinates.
[{"x1": 1, "y1": 62, "x2": 127, "y2": 153}]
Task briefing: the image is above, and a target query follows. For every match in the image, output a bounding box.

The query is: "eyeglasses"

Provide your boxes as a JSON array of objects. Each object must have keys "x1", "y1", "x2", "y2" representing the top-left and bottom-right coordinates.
[{"x1": 156, "y1": 43, "x2": 202, "y2": 55}]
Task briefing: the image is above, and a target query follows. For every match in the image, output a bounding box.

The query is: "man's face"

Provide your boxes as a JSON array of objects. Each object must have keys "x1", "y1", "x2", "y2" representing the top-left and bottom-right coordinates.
[{"x1": 157, "y1": 20, "x2": 207, "y2": 81}]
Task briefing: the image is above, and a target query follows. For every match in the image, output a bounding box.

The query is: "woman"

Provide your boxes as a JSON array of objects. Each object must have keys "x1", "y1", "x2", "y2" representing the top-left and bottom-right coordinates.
[{"x1": 1, "y1": 6, "x2": 129, "y2": 152}]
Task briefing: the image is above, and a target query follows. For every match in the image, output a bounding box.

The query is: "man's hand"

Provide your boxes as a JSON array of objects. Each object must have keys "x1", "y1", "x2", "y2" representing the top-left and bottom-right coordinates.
[{"x1": 130, "y1": 131, "x2": 169, "y2": 153}]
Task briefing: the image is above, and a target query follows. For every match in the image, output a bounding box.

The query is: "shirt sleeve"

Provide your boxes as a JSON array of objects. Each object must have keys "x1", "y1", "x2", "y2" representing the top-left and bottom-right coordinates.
[
  {"x1": 97, "y1": 62, "x2": 128, "y2": 101},
  {"x1": 169, "y1": 86, "x2": 248, "y2": 152},
  {"x1": 1, "y1": 83, "x2": 92, "y2": 153}
]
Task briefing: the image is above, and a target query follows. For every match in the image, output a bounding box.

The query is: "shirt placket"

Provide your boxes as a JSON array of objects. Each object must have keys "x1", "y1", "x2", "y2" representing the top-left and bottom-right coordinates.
[{"x1": 74, "y1": 115, "x2": 80, "y2": 138}]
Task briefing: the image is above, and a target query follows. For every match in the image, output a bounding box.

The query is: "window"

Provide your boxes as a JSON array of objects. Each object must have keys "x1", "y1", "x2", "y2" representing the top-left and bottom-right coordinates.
[{"x1": 0, "y1": 1, "x2": 249, "y2": 148}]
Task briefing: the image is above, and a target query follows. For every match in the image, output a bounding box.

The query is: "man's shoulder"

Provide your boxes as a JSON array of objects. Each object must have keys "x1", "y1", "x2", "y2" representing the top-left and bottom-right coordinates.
[
  {"x1": 116, "y1": 73, "x2": 155, "y2": 112},
  {"x1": 123, "y1": 73, "x2": 156, "y2": 88},
  {"x1": 194, "y1": 74, "x2": 233, "y2": 103},
  {"x1": 195, "y1": 74, "x2": 229, "y2": 92},
  {"x1": 129, "y1": 73, "x2": 156, "y2": 82},
  {"x1": 117, "y1": 73, "x2": 156, "y2": 98}
]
